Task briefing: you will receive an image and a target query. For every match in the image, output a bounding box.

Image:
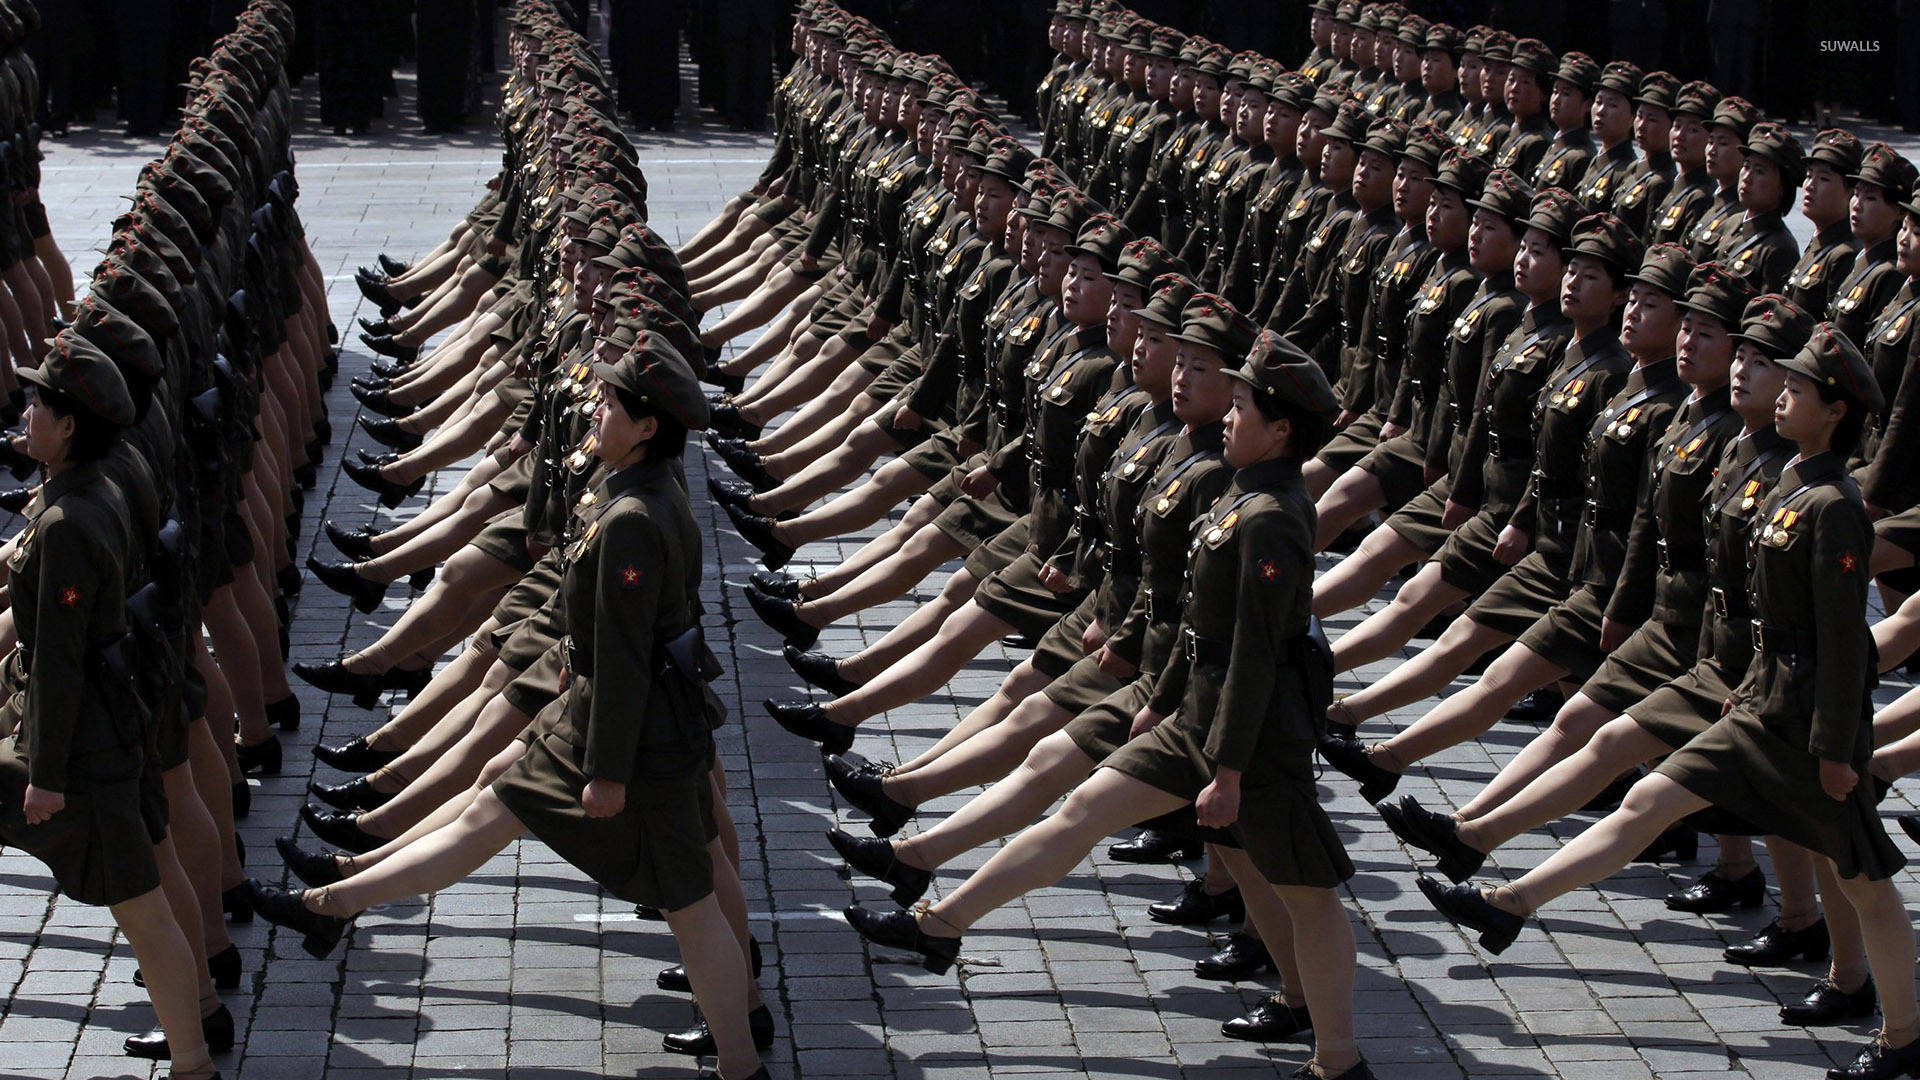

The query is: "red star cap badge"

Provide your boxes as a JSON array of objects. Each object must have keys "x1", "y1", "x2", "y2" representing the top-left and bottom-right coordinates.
[{"x1": 620, "y1": 565, "x2": 642, "y2": 587}]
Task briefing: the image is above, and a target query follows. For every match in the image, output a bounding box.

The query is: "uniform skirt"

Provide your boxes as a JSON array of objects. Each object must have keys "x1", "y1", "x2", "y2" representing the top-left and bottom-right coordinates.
[
  {"x1": 1355, "y1": 432, "x2": 1430, "y2": 510},
  {"x1": 1433, "y1": 509, "x2": 1511, "y2": 596},
  {"x1": 1063, "y1": 677, "x2": 1150, "y2": 762},
  {"x1": 973, "y1": 550, "x2": 1088, "y2": 641},
  {"x1": 1031, "y1": 597, "x2": 1098, "y2": 681},
  {"x1": 1465, "y1": 550, "x2": 1571, "y2": 638},
  {"x1": 487, "y1": 561, "x2": 564, "y2": 664},
  {"x1": 469, "y1": 506, "x2": 539, "y2": 576},
  {"x1": 1625, "y1": 655, "x2": 1738, "y2": 750},
  {"x1": 1104, "y1": 722, "x2": 1353, "y2": 888},
  {"x1": 900, "y1": 428, "x2": 968, "y2": 481},
  {"x1": 1384, "y1": 484, "x2": 1454, "y2": 555},
  {"x1": 0, "y1": 744, "x2": 161, "y2": 906},
  {"x1": 1042, "y1": 649, "x2": 1129, "y2": 716},
  {"x1": 1513, "y1": 583, "x2": 1609, "y2": 682},
  {"x1": 501, "y1": 639, "x2": 567, "y2": 720},
  {"x1": 1656, "y1": 682, "x2": 1905, "y2": 881},
  {"x1": 937, "y1": 490, "x2": 1021, "y2": 555},
  {"x1": 1580, "y1": 618, "x2": 1700, "y2": 715},
  {"x1": 494, "y1": 723, "x2": 719, "y2": 910},
  {"x1": 1873, "y1": 506, "x2": 1920, "y2": 594},
  {"x1": 1316, "y1": 412, "x2": 1385, "y2": 473},
  {"x1": 961, "y1": 517, "x2": 1031, "y2": 581},
  {"x1": 485, "y1": 450, "x2": 537, "y2": 503}
]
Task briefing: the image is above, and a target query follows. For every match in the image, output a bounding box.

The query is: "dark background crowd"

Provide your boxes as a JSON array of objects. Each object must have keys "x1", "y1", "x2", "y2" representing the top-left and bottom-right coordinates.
[{"x1": 21, "y1": 0, "x2": 1920, "y2": 139}]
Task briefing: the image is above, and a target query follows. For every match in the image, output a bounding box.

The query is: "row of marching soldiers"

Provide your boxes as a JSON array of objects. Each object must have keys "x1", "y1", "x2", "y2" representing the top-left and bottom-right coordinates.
[
  {"x1": 0, "y1": 2, "x2": 342, "y2": 1079},
  {"x1": 174, "y1": 2, "x2": 786, "y2": 1078},
  {"x1": 636, "y1": 0, "x2": 1920, "y2": 1077}
]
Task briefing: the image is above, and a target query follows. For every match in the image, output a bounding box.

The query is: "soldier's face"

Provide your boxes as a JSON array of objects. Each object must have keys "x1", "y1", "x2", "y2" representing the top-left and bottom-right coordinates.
[
  {"x1": 1224, "y1": 384, "x2": 1288, "y2": 468},
  {"x1": 1738, "y1": 154, "x2": 1785, "y2": 214},
  {"x1": 1481, "y1": 60, "x2": 1509, "y2": 104},
  {"x1": 1171, "y1": 343, "x2": 1233, "y2": 424},
  {"x1": 1631, "y1": 104, "x2": 1672, "y2": 157},
  {"x1": 1427, "y1": 186, "x2": 1469, "y2": 250},
  {"x1": 1421, "y1": 50, "x2": 1456, "y2": 94},
  {"x1": 1773, "y1": 371, "x2": 1841, "y2": 444},
  {"x1": 1591, "y1": 89, "x2": 1633, "y2": 145},
  {"x1": 1561, "y1": 254, "x2": 1623, "y2": 325},
  {"x1": 1395, "y1": 42, "x2": 1421, "y2": 82},
  {"x1": 1620, "y1": 283, "x2": 1679, "y2": 357},
  {"x1": 1468, "y1": 209, "x2": 1520, "y2": 274},
  {"x1": 1853, "y1": 184, "x2": 1901, "y2": 246},
  {"x1": 1802, "y1": 164, "x2": 1850, "y2": 228},
  {"x1": 1038, "y1": 233, "x2": 1071, "y2": 297},
  {"x1": 1730, "y1": 345, "x2": 1786, "y2": 420},
  {"x1": 1123, "y1": 51, "x2": 1145, "y2": 88},
  {"x1": 1513, "y1": 229, "x2": 1563, "y2": 302},
  {"x1": 1311, "y1": 10, "x2": 1332, "y2": 45},
  {"x1": 591, "y1": 381, "x2": 657, "y2": 467},
  {"x1": 1171, "y1": 68, "x2": 1195, "y2": 109},
  {"x1": 975, "y1": 176, "x2": 1015, "y2": 242},
  {"x1": 1676, "y1": 309, "x2": 1734, "y2": 388},
  {"x1": 1897, "y1": 213, "x2": 1920, "y2": 276},
  {"x1": 21, "y1": 390, "x2": 72, "y2": 468},
  {"x1": 1393, "y1": 160, "x2": 1434, "y2": 225},
  {"x1": 1705, "y1": 128, "x2": 1744, "y2": 183},
  {"x1": 1107, "y1": 283, "x2": 1145, "y2": 355},
  {"x1": 1504, "y1": 70, "x2": 1541, "y2": 118},
  {"x1": 955, "y1": 165, "x2": 981, "y2": 209},
  {"x1": 1669, "y1": 114, "x2": 1707, "y2": 167},
  {"x1": 1353, "y1": 148, "x2": 1395, "y2": 209},
  {"x1": 1459, "y1": 55, "x2": 1484, "y2": 102},
  {"x1": 1062, "y1": 254, "x2": 1114, "y2": 326},
  {"x1": 1265, "y1": 103, "x2": 1301, "y2": 150},
  {"x1": 1192, "y1": 75, "x2": 1221, "y2": 119},
  {"x1": 1235, "y1": 95, "x2": 1264, "y2": 141},
  {"x1": 1549, "y1": 82, "x2": 1589, "y2": 132},
  {"x1": 1299, "y1": 111, "x2": 1329, "y2": 167},
  {"x1": 1133, "y1": 324, "x2": 1178, "y2": 397},
  {"x1": 1350, "y1": 30, "x2": 1373, "y2": 64},
  {"x1": 1147, "y1": 57, "x2": 1174, "y2": 97},
  {"x1": 1331, "y1": 24, "x2": 1353, "y2": 57},
  {"x1": 1320, "y1": 137, "x2": 1357, "y2": 188}
]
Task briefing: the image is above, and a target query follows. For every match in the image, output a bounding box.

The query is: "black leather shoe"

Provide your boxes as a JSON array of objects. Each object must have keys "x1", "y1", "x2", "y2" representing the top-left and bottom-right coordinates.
[
  {"x1": 292, "y1": 461, "x2": 318, "y2": 490},
  {"x1": 827, "y1": 827, "x2": 931, "y2": 905},
  {"x1": 1664, "y1": 864, "x2": 1760, "y2": 912},
  {"x1": 351, "y1": 381, "x2": 405, "y2": 417},
  {"x1": 343, "y1": 458, "x2": 425, "y2": 509},
  {"x1": 359, "y1": 333, "x2": 420, "y2": 362},
  {"x1": 310, "y1": 776, "x2": 396, "y2": 812},
  {"x1": 235, "y1": 735, "x2": 281, "y2": 776},
  {"x1": 223, "y1": 880, "x2": 253, "y2": 923},
  {"x1": 135, "y1": 944, "x2": 240, "y2": 992},
  {"x1": 246, "y1": 880, "x2": 353, "y2": 958},
  {"x1": 1147, "y1": 880, "x2": 1245, "y2": 926},
  {"x1": 1638, "y1": 825, "x2": 1700, "y2": 866},
  {"x1": 707, "y1": 475, "x2": 760, "y2": 509},
  {"x1": 359, "y1": 416, "x2": 423, "y2": 451},
  {"x1": 724, "y1": 501, "x2": 796, "y2": 569},
  {"x1": 700, "y1": 363, "x2": 746, "y2": 395},
  {"x1": 1377, "y1": 796, "x2": 1485, "y2": 883},
  {"x1": 709, "y1": 402, "x2": 762, "y2": 439},
  {"x1": 1195, "y1": 932, "x2": 1276, "y2": 980},
  {"x1": 124, "y1": 1004, "x2": 234, "y2": 1058},
  {"x1": 663, "y1": 1004, "x2": 777, "y2": 1055},
  {"x1": 314, "y1": 736, "x2": 403, "y2": 773},
  {"x1": 844, "y1": 904, "x2": 959, "y2": 974},
  {"x1": 1417, "y1": 876, "x2": 1523, "y2": 955},
  {"x1": 308, "y1": 557, "x2": 391, "y2": 613},
  {"x1": 277, "y1": 836, "x2": 346, "y2": 889},
  {"x1": 1826, "y1": 1031, "x2": 1920, "y2": 1079},
  {"x1": 1318, "y1": 735, "x2": 1400, "y2": 803},
  {"x1": 749, "y1": 569, "x2": 801, "y2": 599},
  {"x1": 356, "y1": 448, "x2": 401, "y2": 469},
  {"x1": 378, "y1": 254, "x2": 410, "y2": 277},
  {"x1": 356, "y1": 273, "x2": 402, "y2": 314},
  {"x1": 1221, "y1": 995, "x2": 1311, "y2": 1041},
  {"x1": 1108, "y1": 829, "x2": 1203, "y2": 864},
  {"x1": 658, "y1": 937, "x2": 762, "y2": 993},
  {"x1": 369, "y1": 358, "x2": 411, "y2": 380},
  {"x1": 764, "y1": 699, "x2": 854, "y2": 755},
  {"x1": 293, "y1": 659, "x2": 397, "y2": 709},
  {"x1": 824, "y1": 755, "x2": 915, "y2": 836},
  {"x1": 1725, "y1": 917, "x2": 1830, "y2": 966},
  {"x1": 357, "y1": 316, "x2": 392, "y2": 335},
  {"x1": 1504, "y1": 687, "x2": 1564, "y2": 725},
  {"x1": 0, "y1": 487, "x2": 32, "y2": 514},
  {"x1": 231, "y1": 780, "x2": 251, "y2": 820},
  {"x1": 300, "y1": 804, "x2": 382, "y2": 854},
  {"x1": 714, "y1": 439, "x2": 778, "y2": 491},
  {"x1": 1295, "y1": 1063, "x2": 1375, "y2": 1080},
  {"x1": 1782, "y1": 976, "x2": 1876, "y2": 1026},
  {"x1": 745, "y1": 585, "x2": 818, "y2": 647},
  {"x1": 266, "y1": 694, "x2": 301, "y2": 733},
  {"x1": 787, "y1": 645, "x2": 861, "y2": 696}
]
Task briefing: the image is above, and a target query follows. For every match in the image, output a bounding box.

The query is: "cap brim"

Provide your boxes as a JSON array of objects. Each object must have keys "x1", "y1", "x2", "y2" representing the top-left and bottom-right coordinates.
[
  {"x1": 1672, "y1": 297, "x2": 1736, "y2": 323},
  {"x1": 588, "y1": 360, "x2": 630, "y2": 392},
  {"x1": 15, "y1": 363, "x2": 53, "y2": 393}
]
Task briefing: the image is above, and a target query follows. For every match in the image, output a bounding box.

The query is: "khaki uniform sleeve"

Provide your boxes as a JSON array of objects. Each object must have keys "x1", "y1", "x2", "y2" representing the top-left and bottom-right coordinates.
[
  {"x1": 582, "y1": 509, "x2": 665, "y2": 786},
  {"x1": 25, "y1": 514, "x2": 104, "y2": 793},
  {"x1": 1807, "y1": 495, "x2": 1875, "y2": 763}
]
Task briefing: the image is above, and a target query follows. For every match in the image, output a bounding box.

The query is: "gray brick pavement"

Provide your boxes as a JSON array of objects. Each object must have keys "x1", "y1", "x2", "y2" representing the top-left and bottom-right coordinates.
[{"x1": 25, "y1": 69, "x2": 1920, "y2": 1080}]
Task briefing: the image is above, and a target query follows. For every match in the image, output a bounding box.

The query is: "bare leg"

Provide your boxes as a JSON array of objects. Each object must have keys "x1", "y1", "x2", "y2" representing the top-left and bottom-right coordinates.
[
  {"x1": 834, "y1": 569, "x2": 979, "y2": 679},
  {"x1": 312, "y1": 787, "x2": 529, "y2": 912},
  {"x1": 1493, "y1": 774, "x2": 1707, "y2": 915},
  {"x1": 1313, "y1": 469, "x2": 1387, "y2": 551},
  {"x1": 1328, "y1": 562, "x2": 1469, "y2": 672},
  {"x1": 820, "y1": 604, "x2": 1013, "y2": 729},
  {"x1": 111, "y1": 889, "x2": 213, "y2": 1077},
  {"x1": 664, "y1": 876, "x2": 761, "y2": 1080},
  {"x1": 164, "y1": 762, "x2": 232, "y2": 954},
  {"x1": 885, "y1": 693, "x2": 1075, "y2": 809},
  {"x1": 1313, "y1": 524, "x2": 1425, "y2": 618},
  {"x1": 890, "y1": 658, "x2": 1057, "y2": 776},
  {"x1": 1456, "y1": 693, "x2": 1621, "y2": 819},
  {"x1": 772, "y1": 457, "x2": 938, "y2": 545},
  {"x1": 1370, "y1": 645, "x2": 1570, "y2": 768},
  {"x1": 804, "y1": 495, "x2": 949, "y2": 596},
  {"x1": 1455, "y1": 716, "x2": 1672, "y2": 854},
  {"x1": 892, "y1": 732, "x2": 1100, "y2": 872},
  {"x1": 1336, "y1": 614, "x2": 1514, "y2": 725},
  {"x1": 796, "y1": 527, "x2": 967, "y2": 627}
]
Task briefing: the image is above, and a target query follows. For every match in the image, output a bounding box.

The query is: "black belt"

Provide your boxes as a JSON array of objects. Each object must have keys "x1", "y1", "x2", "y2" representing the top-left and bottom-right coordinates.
[
  {"x1": 1751, "y1": 621, "x2": 1814, "y2": 656},
  {"x1": 1144, "y1": 587, "x2": 1171, "y2": 623},
  {"x1": 1184, "y1": 628, "x2": 1231, "y2": 667},
  {"x1": 1029, "y1": 462, "x2": 1074, "y2": 489},
  {"x1": 1585, "y1": 500, "x2": 1634, "y2": 532}
]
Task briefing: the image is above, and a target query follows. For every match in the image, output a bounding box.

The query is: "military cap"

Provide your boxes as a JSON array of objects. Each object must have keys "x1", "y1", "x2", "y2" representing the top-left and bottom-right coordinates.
[
  {"x1": 136, "y1": 171, "x2": 214, "y2": 241},
  {"x1": 1311, "y1": 0, "x2": 1339, "y2": 13},
  {"x1": 1524, "y1": 187, "x2": 1586, "y2": 243},
  {"x1": 1245, "y1": 61, "x2": 1281, "y2": 96},
  {"x1": 1776, "y1": 323, "x2": 1881, "y2": 415},
  {"x1": 1423, "y1": 21, "x2": 1463, "y2": 54},
  {"x1": 592, "y1": 331, "x2": 710, "y2": 432},
  {"x1": 1225, "y1": 51, "x2": 1260, "y2": 84},
  {"x1": 1193, "y1": 45, "x2": 1231, "y2": 79},
  {"x1": 1480, "y1": 29, "x2": 1515, "y2": 63},
  {"x1": 1552, "y1": 51, "x2": 1600, "y2": 94},
  {"x1": 1432, "y1": 147, "x2": 1492, "y2": 199},
  {"x1": 1134, "y1": 274, "x2": 1200, "y2": 328},
  {"x1": 1851, "y1": 143, "x2": 1919, "y2": 205},
  {"x1": 1169, "y1": 293, "x2": 1258, "y2": 360},
  {"x1": 963, "y1": 124, "x2": 998, "y2": 161},
  {"x1": 88, "y1": 262, "x2": 180, "y2": 342},
  {"x1": 1360, "y1": 116, "x2": 1409, "y2": 160},
  {"x1": 1628, "y1": 71, "x2": 1681, "y2": 114},
  {"x1": 1225, "y1": 329, "x2": 1340, "y2": 414},
  {"x1": 1355, "y1": 5, "x2": 1384, "y2": 31},
  {"x1": 979, "y1": 140, "x2": 1036, "y2": 185},
  {"x1": 1807, "y1": 128, "x2": 1865, "y2": 176},
  {"x1": 1400, "y1": 122, "x2": 1453, "y2": 171},
  {"x1": 1334, "y1": 0, "x2": 1361, "y2": 22},
  {"x1": 1106, "y1": 238, "x2": 1187, "y2": 291},
  {"x1": 1669, "y1": 79, "x2": 1720, "y2": 120},
  {"x1": 1596, "y1": 60, "x2": 1644, "y2": 99},
  {"x1": 1743, "y1": 122, "x2": 1806, "y2": 188},
  {"x1": 1732, "y1": 294, "x2": 1817, "y2": 357},
  {"x1": 1310, "y1": 79, "x2": 1351, "y2": 119},
  {"x1": 1040, "y1": 191, "x2": 1094, "y2": 235},
  {"x1": 1064, "y1": 214, "x2": 1131, "y2": 272},
  {"x1": 1507, "y1": 38, "x2": 1555, "y2": 77},
  {"x1": 72, "y1": 297, "x2": 164, "y2": 381},
  {"x1": 1467, "y1": 167, "x2": 1534, "y2": 222},
  {"x1": 1016, "y1": 190, "x2": 1058, "y2": 223},
  {"x1": 1148, "y1": 27, "x2": 1186, "y2": 59},
  {"x1": 1395, "y1": 13, "x2": 1430, "y2": 46},
  {"x1": 27, "y1": 333, "x2": 136, "y2": 428},
  {"x1": 1707, "y1": 96, "x2": 1760, "y2": 140},
  {"x1": 1461, "y1": 25, "x2": 1490, "y2": 55},
  {"x1": 1565, "y1": 212, "x2": 1643, "y2": 273},
  {"x1": 1271, "y1": 73, "x2": 1315, "y2": 111},
  {"x1": 578, "y1": 219, "x2": 623, "y2": 252},
  {"x1": 1673, "y1": 261, "x2": 1759, "y2": 327},
  {"x1": 112, "y1": 218, "x2": 195, "y2": 287},
  {"x1": 1627, "y1": 242, "x2": 1696, "y2": 299}
]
